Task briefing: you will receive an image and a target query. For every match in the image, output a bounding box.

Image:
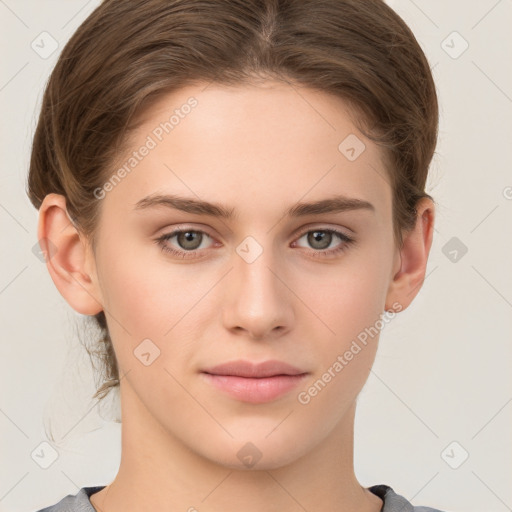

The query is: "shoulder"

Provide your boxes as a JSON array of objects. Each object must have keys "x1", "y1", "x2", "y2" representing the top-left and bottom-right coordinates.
[
  {"x1": 33, "y1": 486, "x2": 105, "y2": 512},
  {"x1": 369, "y1": 484, "x2": 449, "y2": 512}
]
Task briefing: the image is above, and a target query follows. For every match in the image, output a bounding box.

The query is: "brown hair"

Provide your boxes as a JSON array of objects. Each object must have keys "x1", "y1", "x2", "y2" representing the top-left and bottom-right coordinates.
[{"x1": 26, "y1": 0, "x2": 438, "y2": 403}]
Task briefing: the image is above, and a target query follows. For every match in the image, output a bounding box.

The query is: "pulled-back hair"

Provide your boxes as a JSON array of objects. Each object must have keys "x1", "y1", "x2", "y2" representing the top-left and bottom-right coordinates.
[{"x1": 27, "y1": 0, "x2": 438, "y2": 403}]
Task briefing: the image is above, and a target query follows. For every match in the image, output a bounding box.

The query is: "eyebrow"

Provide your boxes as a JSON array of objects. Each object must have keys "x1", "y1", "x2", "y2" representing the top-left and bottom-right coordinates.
[{"x1": 134, "y1": 193, "x2": 375, "y2": 219}]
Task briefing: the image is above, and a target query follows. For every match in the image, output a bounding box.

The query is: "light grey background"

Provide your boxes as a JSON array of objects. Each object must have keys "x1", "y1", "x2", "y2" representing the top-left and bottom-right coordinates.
[{"x1": 1, "y1": 1, "x2": 511, "y2": 511}]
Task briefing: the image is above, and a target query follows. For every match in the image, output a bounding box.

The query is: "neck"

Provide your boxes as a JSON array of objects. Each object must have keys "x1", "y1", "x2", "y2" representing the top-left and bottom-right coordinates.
[{"x1": 91, "y1": 381, "x2": 383, "y2": 512}]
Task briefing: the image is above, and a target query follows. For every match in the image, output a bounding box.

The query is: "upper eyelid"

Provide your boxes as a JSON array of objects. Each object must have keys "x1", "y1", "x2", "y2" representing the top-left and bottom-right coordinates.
[{"x1": 294, "y1": 225, "x2": 352, "y2": 237}]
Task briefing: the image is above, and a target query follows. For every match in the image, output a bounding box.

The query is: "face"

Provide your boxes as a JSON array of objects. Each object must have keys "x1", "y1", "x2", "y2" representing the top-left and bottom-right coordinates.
[{"x1": 88, "y1": 80, "x2": 401, "y2": 469}]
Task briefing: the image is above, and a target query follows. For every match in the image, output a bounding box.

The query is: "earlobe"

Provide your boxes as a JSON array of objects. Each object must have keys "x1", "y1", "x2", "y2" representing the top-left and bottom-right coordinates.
[
  {"x1": 37, "y1": 193, "x2": 104, "y2": 315},
  {"x1": 385, "y1": 198, "x2": 435, "y2": 312}
]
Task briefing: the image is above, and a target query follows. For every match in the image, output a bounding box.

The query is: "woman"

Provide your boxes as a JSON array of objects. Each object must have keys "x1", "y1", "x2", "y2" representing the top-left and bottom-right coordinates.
[{"x1": 28, "y1": 0, "x2": 443, "y2": 510}]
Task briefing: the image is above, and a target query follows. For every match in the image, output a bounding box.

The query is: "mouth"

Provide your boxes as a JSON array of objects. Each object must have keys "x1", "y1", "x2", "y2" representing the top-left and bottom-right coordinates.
[{"x1": 200, "y1": 359, "x2": 309, "y2": 404}]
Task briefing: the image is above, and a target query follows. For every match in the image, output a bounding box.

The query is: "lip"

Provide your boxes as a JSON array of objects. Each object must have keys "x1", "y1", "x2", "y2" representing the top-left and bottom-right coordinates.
[
  {"x1": 203, "y1": 359, "x2": 305, "y2": 378},
  {"x1": 201, "y1": 359, "x2": 309, "y2": 404}
]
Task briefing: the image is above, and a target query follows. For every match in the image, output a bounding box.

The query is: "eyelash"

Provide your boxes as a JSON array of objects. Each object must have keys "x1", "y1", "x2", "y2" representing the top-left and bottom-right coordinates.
[{"x1": 154, "y1": 227, "x2": 355, "y2": 260}]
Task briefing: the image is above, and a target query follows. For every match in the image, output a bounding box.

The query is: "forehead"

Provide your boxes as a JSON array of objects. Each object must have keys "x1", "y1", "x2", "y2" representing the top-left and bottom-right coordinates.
[{"x1": 103, "y1": 80, "x2": 392, "y2": 222}]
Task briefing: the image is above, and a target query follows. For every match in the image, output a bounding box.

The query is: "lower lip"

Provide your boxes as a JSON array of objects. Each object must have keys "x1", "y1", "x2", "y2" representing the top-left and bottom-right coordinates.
[{"x1": 201, "y1": 373, "x2": 308, "y2": 403}]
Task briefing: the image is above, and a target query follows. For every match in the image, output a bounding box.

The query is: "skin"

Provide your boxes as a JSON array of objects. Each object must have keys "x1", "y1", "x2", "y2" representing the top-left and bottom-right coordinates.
[{"x1": 38, "y1": 80, "x2": 434, "y2": 512}]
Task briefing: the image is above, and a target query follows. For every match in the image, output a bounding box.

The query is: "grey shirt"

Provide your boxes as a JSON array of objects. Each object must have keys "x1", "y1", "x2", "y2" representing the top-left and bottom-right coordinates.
[{"x1": 34, "y1": 484, "x2": 447, "y2": 511}]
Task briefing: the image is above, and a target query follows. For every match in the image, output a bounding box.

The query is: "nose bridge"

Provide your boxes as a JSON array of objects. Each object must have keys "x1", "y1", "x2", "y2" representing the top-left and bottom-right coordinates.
[{"x1": 223, "y1": 235, "x2": 292, "y2": 338}]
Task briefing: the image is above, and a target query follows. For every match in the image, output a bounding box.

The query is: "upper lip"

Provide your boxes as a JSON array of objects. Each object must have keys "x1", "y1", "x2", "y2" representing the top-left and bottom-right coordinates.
[{"x1": 202, "y1": 360, "x2": 307, "y2": 378}]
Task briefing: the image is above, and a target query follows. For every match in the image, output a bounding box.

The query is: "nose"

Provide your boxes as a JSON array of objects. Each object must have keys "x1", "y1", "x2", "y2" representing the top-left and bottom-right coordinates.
[{"x1": 221, "y1": 243, "x2": 294, "y2": 341}]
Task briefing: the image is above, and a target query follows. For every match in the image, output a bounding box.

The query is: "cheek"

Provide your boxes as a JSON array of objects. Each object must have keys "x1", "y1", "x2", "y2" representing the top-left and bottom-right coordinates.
[
  {"x1": 97, "y1": 235, "x2": 203, "y2": 332},
  {"x1": 95, "y1": 251, "x2": 200, "y2": 406},
  {"x1": 95, "y1": 236, "x2": 227, "y2": 385},
  {"x1": 295, "y1": 239, "x2": 393, "y2": 391},
  {"x1": 294, "y1": 271, "x2": 386, "y2": 418},
  {"x1": 94, "y1": 240, "x2": 187, "y2": 366},
  {"x1": 297, "y1": 248, "x2": 391, "y2": 345},
  {"x1": 99, "y1": 262, "x2": 170, "y2": 338}
]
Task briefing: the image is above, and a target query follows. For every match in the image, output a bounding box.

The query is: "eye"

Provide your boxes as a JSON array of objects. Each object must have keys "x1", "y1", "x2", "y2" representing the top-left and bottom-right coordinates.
[
  {"x1": 155, "y1": 228, "x2": 215, "y2": 259},
  {"x1": 155, "y1": 226, "x2": 355, "y2": 260},
  {"x1": 292, "y1": 228, "x2": 355, "y2": 258}
]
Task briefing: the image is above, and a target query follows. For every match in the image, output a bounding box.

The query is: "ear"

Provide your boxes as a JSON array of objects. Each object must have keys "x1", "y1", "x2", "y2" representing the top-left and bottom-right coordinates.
[
  {"x1": 384, "y1": 197, "x2": 435, "y2": 312},
  {"x1": 36, "y1": 193, "x2": 104, "y2": 315}
]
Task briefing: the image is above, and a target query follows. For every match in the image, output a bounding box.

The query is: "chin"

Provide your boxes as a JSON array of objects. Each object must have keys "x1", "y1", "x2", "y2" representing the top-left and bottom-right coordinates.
[{"x1": 195, "y1": 430, "x2": 314, "y2": 472}]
